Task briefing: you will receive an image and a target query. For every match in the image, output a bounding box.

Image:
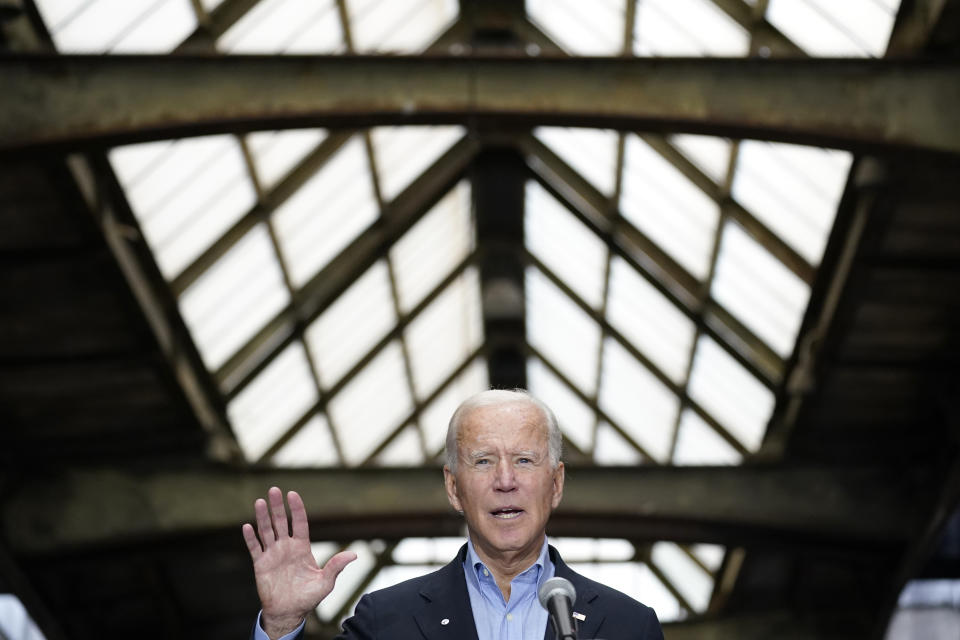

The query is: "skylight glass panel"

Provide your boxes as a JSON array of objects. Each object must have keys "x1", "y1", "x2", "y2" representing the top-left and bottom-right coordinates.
[
  {"x1": 39, "y1": 0, "x2": 196, "y2": 53},
  {"x1": 651, "y1": 542, "x2": 713, "y2": 612},
  {"x1": 634, "y1": 0, "x2": 749, "y2": 56},
  {"x1": 33, "y1": 0, "x2": 87, "y2": 28},
  {"x1": 672, "y1": 409, "x2": 743, "y2": 466},
  {"x1": 551, "y1": 538, "x2": 635, "y2": 563},
  {"x1": 405, "y1": 269, "x2": 483, "y2": 400},
  {"x1": 219, "y1": 0, "x2": 343, "y2": 53},
  {"x1": 318, "y1": 541, "x2": 376, "y2": 620},
  {"x1": 0, "y1": 594, "x2": 46, "y2": 640},
  {"x1": 371, "y1": 126, "x2": 465, "y2": 203},
  {"x1": 733, "y1": 141, "x2": 852, "y2": 265},
  {"x1": 392, "y1": 181, "x2": 473, "y2": 314},
  {"x1": 526, "y1": 267, "x2": 601, "y2": 396},
  {"x1": 691, "y1": 544, "x2": 726, "y2": 572},
  {"x1": 373, "y1": 425, "x2": 424, "y2": 466},
  {"x1": 599, "y1": 338, "x2": 679, "y2": 464},
  {"x1": 766, "y1": 0, "x2": 899, "y2": 57},
  {"x1": 527, "y1": 358, "x2": 595, "y2": 454},
  {"x1": 569, "y1": 562, "x2": 681, "y2": 622},
  {"x1": 347, "y1": 0, "x2": 458, "y2": 53},
  {"x1": 364, "y1": 566, "x2": 441, "y2": 600},
  {"x1": 688, "y1": 336, "x2": 775, "y2": 452},
  {"x1": 113, "y1": 0, "x2": 197, "y2": 52},
  {"x1": 271, "y1": 414, "x2": 339, "y2": 467},
  {"x1": 201, "y1": 0, "x2": 226, "y2": 10},
  {"x1": 527, "y1": 0, "x2": 624, "y2": 55},
  {"x1": 327, "y1": 341, "x2": 414, "y2": 466},
  {"x1": 593, "y1": 422, "x2": 642, "y2": 465},
  {"x1": 227, "y1": 341, "x2": 318, "y2": 461},
  {"x1": 419, "y1": 358, "x2": 489, "y2": 458},
  {"x1": 621, "y1": 135, "x2": 720, "y2": 280},
  {"x1": 712, "y1": 222, "x2": 811, "y2": 358},
  {"x1": 526, "y1": 181, "x2": 608, "y2": 310},
  {"x1": 247, "y1": 129, "x2": 328, "y2": 191},
  {"x1": 670, "y1": 134, "x2": 732, "y2": 186},
  {"x1": 179, "y1": 224, "x2": 289, "y2": 370},
  {"x1": 534, "y1": 128, "x2": 620, "y2": 198},
  {"x1": 393, "y1": 538, "x2": 467, "y2": 564},
  {"x1": 606, "y1": 256, "x2": 696, "y2": 385},
  {"x1": 273, "y1": 136, "x2": 378, "y2": 287},
  {"x1": 306, "y1": 260, "x2": 396, "y2": 389},
  {"x1": 112, "y1": 135, "x2": 255, "y2": 279}
]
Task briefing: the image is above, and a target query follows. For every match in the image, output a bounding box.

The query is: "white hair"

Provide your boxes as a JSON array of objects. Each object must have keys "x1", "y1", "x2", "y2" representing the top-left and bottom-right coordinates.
[{"x1": 444, "y1": 389, "x2": 562, "y2": 472}]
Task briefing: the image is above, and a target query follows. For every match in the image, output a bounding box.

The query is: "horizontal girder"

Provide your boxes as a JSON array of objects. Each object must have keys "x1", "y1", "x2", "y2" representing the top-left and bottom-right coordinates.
[
  {"x1": 1, "y1": 56, "x2": 958, "y2": 154},
  {"x1": 2, "y1": 464, "x2": 926, "y2": 554}
]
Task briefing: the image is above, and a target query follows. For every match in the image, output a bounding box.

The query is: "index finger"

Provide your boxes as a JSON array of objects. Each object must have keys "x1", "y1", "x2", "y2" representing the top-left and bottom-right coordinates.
[{"x1": 287, "y1": 490, "x2": 310, "y2": 540}]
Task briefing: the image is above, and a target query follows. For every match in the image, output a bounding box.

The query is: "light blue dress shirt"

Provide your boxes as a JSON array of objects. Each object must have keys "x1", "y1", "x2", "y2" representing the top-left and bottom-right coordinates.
[
  {"x1": 463, "y1": 537, "x2": 554, "y2": 640},
  {"x1": 254, "y1": 538, "x2": 555, "y2": 640}
]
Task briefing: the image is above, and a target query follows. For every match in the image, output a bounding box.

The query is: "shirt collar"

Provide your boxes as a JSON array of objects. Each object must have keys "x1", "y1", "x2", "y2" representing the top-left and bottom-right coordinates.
[{"x1": 464, "y1": 537, "x2": 553, "y2": 590}]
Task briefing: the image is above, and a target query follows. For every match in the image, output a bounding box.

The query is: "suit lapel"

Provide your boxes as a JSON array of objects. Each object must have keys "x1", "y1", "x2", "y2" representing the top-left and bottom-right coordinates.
[
  {"x1": 413, "y1": 545, "x2": 480, "y2": 640},
  {"x1": 545, "y1": 547, "x2": 605, "y2": 640}
]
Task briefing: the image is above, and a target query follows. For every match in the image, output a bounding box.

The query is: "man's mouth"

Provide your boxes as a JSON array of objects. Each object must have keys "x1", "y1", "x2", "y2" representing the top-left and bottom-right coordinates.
[{"x1": 490, "y1": 507, "x2": 524, "y2": 519}]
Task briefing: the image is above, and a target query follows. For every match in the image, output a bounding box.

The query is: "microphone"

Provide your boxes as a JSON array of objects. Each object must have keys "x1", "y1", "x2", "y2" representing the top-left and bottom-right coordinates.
[{"x1": 538, "y1": 576, "x2": 578, "y2": 640}]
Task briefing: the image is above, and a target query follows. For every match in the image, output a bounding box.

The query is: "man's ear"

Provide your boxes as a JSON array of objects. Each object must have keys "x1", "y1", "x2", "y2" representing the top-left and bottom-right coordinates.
[
  {"x1": 551, "y1": 462, "x2": 565, "y2": 509},
  {"x1": 443, "y1": 466, "x2": 462, "y2": 512}
]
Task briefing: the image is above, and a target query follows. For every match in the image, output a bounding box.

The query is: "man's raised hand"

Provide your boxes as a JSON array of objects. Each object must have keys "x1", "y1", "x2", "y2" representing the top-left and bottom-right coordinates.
[{"x1": 242, "y1": 487, "x2": 357, "y2": 640}]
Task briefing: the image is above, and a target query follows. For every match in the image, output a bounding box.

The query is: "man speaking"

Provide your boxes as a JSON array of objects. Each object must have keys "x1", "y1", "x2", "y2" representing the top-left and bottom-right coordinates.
[{"x1": 244, "y1": 389, "x2": 664, "y2": 639}]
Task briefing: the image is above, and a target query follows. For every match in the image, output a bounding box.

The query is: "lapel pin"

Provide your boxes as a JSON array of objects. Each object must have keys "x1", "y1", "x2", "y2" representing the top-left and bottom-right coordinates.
[
  {"x1": 572, "y1": 612, "x2": 586, "y2": 622},
  {"x1": 441, "y1": 618, "x2": 450, "y2": 626}
]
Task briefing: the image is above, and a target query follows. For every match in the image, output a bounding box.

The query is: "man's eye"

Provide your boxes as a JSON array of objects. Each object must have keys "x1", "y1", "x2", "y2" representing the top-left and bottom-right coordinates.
[
  {"x1": 518, "y1": 458, "x2": 532, "y2": 464},
  {"x1": 475, "y1": 459, "x2": 490, "y2": 465}
]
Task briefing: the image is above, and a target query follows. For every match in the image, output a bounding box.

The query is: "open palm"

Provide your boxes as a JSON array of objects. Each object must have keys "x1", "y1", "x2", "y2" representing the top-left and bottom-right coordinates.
[{"x1": 242, "y1": 487, "x2": 356, "y2": 639}]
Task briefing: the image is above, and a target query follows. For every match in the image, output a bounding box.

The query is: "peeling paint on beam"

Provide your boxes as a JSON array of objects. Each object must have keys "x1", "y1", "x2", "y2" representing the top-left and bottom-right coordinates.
[
  {"x1": 2, "y1": 465, "x2": 923, "y2": 554},
  {"x1": 1, "y1": 56, "x2": 959, "y2": 155}
]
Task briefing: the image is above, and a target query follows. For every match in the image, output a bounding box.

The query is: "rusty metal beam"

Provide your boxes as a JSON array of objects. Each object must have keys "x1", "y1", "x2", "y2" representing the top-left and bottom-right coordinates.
[
  {"x1": 64, "y1": 154, "x2": 242, "y2": 462},
  {"x1": 1, "y1": 464, "x2": 925, "y2": 554},
  {"x1": 3, "y1": 56, "x2": 959, "y2": 155},
  {"x1": 473, "y1": 147, "x2": 527, "y2": 389}
]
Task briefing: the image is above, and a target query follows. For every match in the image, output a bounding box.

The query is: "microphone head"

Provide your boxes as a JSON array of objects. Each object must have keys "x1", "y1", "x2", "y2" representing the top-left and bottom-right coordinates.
[{"x1": 538, "y1": 576, "x2": 577, "y2": 609}]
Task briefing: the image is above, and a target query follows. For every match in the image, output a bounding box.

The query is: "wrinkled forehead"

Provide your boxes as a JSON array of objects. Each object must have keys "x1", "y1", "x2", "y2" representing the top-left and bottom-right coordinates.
[{"x1": 457, "y1": 401, "x2": 549, "y2": 448}]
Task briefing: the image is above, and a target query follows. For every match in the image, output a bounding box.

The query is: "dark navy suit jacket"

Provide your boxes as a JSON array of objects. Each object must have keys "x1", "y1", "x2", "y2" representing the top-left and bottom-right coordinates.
[{"x1": 327, "y1": 544, "x2": 665, "y2": 640}]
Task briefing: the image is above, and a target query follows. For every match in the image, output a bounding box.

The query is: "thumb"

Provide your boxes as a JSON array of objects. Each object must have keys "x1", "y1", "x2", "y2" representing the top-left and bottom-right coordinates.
[{"x1": 322, "y1": 550, "x2": 358, "y2": 583}]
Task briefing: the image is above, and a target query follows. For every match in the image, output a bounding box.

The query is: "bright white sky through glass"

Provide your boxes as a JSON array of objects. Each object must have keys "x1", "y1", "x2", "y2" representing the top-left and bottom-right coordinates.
[
  {"x1": 306, "y1": 260, "x2": 396, "y2": 390},
  {"x1": 219, "y1": 0, "x2": 343, "y2": 53},
  {"x1": 272, "y1": 136, "x2": 378, "y2": 287},
  {"x1": 246, "y1": 129, "x2": 328, "y2": 191},
  {"x1": 178, "y1": 224, "x2": 289, "y2": 371},
  {"x1": 228, "y1": 340, "x2": 317, "y2": 461},
  {"x1": 527, "y1": 0, "x2": 624, "y2": 55},
  {"x1": 621, "y1": 134, "x2": 720, "y2": 281},
  {"x1": 527, "y1": 358, "x2": 596, "y2": 454},
  {"x1": 347, "y1": 0, "x2": 457, "y2": 52},
  {"x1": 767, "y1": 0, "x2": 899, "y2": 57},
  {"x1": 391, "y1": 181, "x2": 474, "y2": 314},
  {"x1": 405, "y1": 270, "x2": 483, "y2": 400},
  {"x1": 37, "y1": 0, "x2": 196, "y2": 53},
  {"x1": 526, "y1": 181, "x2": 608, "y2": 310},
  {"x1": 634, "y1": 0, "x2": 748, "y2": 56},
  {"x1": 112, "y1": 135, "x2": 256, "y2": 280}
]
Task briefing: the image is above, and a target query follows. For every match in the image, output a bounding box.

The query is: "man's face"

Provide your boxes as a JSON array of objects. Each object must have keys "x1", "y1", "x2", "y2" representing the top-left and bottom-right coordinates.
[{"x1": 443, "y1": 402, "x2": 564, "y2": 564}]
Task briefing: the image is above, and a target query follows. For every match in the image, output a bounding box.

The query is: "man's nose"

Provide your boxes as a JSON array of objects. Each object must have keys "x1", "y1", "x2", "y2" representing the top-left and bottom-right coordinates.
[{"x1": 494, "y1": 459, "x2": 518, "y2": 491}]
